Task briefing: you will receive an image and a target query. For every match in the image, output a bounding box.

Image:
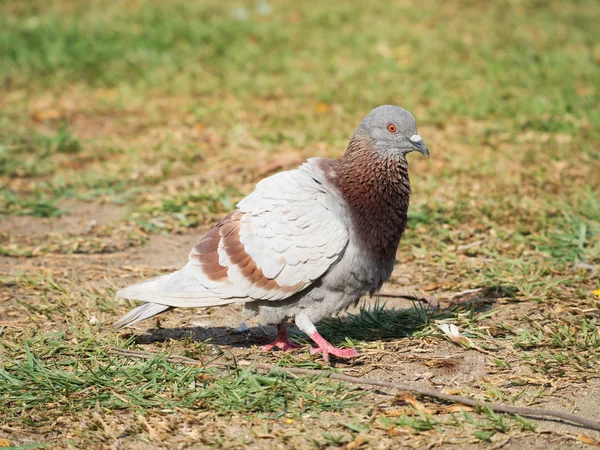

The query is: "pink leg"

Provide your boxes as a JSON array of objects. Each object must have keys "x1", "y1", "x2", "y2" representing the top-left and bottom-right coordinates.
[
  {"x1": 308, "y1": 331, "x2": 360, "y2": 363},
  {"x1": 261, "y1": 323, "x2": 302, "y2": 352}
]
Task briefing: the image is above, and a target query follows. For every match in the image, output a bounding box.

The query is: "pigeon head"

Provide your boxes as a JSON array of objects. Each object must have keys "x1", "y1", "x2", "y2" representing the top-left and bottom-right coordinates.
[{"x1": 355, "y1": 105, "x2": 429, "y2": 159}]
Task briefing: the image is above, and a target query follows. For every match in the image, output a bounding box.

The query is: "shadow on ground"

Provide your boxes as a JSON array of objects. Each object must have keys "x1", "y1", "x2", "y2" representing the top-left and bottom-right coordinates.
[{"x1": 129, "y1": 296, "x2": 495, "y2": 348}]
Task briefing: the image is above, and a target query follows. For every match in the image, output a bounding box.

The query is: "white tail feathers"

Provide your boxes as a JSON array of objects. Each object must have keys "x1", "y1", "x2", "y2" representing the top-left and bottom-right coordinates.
[
  {"x1": 115, "y1": 266, "x2": 239, "y2": 307},
  {"x1": 113, "y1": 302, "x2": 172, "y2": 329},
  {"x1": 113, "y1": 264, "x2": 244, "y2": 329},
  {"x1": 115, "y1": 271, "x2": 180, "y2": 302}
]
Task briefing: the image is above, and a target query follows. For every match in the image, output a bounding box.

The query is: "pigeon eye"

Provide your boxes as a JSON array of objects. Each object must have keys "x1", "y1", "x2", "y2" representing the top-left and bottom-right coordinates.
[{"x1": 387, "y1": 124, "x2": 397, "y2": 133}]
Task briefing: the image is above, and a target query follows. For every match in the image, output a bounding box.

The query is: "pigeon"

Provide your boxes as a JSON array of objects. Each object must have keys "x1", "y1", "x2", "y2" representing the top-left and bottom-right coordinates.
[{"x1": 114, "y1": 105, "x2": 429, "y2": 361}]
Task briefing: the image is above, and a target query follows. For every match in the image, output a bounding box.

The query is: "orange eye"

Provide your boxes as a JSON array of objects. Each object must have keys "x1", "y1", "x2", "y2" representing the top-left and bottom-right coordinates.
[{"x1": 387, "y1": 123, "x2": 397, "y2": 133}]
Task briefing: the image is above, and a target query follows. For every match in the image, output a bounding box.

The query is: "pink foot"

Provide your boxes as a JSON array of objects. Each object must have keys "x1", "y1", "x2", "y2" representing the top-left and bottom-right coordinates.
[
  {"x1": 262, "y1": 324, "x2": 302, "y2": 352},
  {"x1": 308, "y1": 331, "x2": 360, "y2": 362}
]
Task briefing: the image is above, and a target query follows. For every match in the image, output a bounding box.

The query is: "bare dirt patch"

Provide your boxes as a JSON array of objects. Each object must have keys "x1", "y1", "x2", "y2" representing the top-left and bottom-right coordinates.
[{"x1": 0, "y1": 201, "x2": 126, "y2": 236}]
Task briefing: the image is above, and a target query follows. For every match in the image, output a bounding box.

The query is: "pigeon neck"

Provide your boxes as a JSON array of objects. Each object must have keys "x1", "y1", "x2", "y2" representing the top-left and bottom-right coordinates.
[{"x1": 334, "y1": 133, "x2": 412, "y2": 261}]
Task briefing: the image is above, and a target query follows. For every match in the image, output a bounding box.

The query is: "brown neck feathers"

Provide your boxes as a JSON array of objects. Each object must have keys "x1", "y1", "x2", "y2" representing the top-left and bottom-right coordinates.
[{"x1": 326, "y1": 133, "x2": 412, "y2": 263}]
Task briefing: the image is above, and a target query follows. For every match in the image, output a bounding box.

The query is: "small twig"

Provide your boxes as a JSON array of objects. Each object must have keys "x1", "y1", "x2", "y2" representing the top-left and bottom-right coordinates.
[
  {"x1": 113, "y1": 348, "x2": 200, "y2": 365},
  {"x1": 109, "y1": 347, "x2": 600, "y2": 432},
  {"x1": 445, "y1": 288, "x2": 483, "y2": 299},
  {"x1": 45, "y1": 252, "x2": 129, "y2": 259},
  {"x1": 377, "y1": 289, "x2": 439, "y2": 308},
  {"x1": 121, "y1": 265, "x2": 179, "y2": 273},
  {"x1": 456, "y1": 239, "x2": 485, "y2": 251}
]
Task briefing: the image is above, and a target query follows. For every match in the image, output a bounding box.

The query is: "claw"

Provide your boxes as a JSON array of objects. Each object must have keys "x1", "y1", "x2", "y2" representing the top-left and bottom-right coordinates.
[
  {"x1": 262, "y1": 324, "x2": 302, "y2": 352},
  {"x1": 308, "y1": 331, "x2": 360, "y2": 362}
]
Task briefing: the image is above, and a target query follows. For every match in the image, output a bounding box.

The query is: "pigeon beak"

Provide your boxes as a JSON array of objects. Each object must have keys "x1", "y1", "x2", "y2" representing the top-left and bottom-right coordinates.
[{"x1": 409, "y1": 135, "x2": 429, "y2": 158}]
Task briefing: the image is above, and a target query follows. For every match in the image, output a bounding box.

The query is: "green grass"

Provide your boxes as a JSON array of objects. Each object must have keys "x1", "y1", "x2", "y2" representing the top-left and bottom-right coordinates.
[
  {"x1": 131, "y1": 183, "x2": 241, "y2": 233},
  {"x1": 376, "y1": 406, "x2": 537, "y2": 442},
  {"x1": 510, "y1": 314, "x2": 600, "y2": 376},
  {"x1": 317, "y1": 300, "x2": 433, "y2": 344},
  {"x1": 0, "y1": 188, "x2": 64, "y2": 218},
  {"x1": 0, "y1": 331, "x2": 362, "y2": 419},
  {"x1": 2, "y1": 1, "x2": 599, "y2": 133},
  {"x1": 0, "y1": 123, "x2": 81, "y2": 178}
]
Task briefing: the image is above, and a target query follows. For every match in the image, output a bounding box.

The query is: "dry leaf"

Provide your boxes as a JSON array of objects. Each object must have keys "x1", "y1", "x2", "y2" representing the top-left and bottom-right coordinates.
[
  {"x1": 398, "y1": 394, "x2": 438, "y2": 415},
  {"x1": 424, "y1": 358, "x2": 459, "y2": 369},
  {"x1": 578, "y1": 434, "x2": 600, "y2": 447},
  {"x1": 375, "y1": 41, "x2": 392, "y2": 57},
  {"x1": 31, "y1": 108, "x2": 64, "y2": 121},
  {"x1": 0, "y1": 440, "x2": 10, "y2": 448},
  {"x1": 314, "y1": 102, "x2": 330, "y2": 113},
  {"x1": 346, "y1": 435, "x2": 367, "y2": 450},
  {"x1": 436, "y1": 323, "x2": 474, "y2": 347},
  {"x1": 443, "y1": 389, "x2": 462, "y2": 395},
  {"x1": 445, "y1": 404, "x2": 474, "y2": 413},
  {"x1": 386, "y1": 425, "x2": 407, "y2": 436},
  {"x1": 384, "y1": 408, "x2": 411, "y2": 417}
]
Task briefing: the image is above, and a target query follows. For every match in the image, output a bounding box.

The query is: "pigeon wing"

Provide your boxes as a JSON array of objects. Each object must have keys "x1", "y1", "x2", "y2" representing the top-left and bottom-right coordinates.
[
  {"x1": 118, "y1": 159, "x2": 349, "y2": 307},
  {"x1": 191, "y1": 159, "x2": 349, "y2": 301}
]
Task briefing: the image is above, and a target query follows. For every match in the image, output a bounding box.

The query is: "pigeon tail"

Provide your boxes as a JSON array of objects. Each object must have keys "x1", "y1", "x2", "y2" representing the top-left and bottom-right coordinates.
[
  {"x1": 113, "y1": 265, "x2": 241, "y2": 329},
  {"x1": 113, "y1": 302, "x2": 172, "y2": 329},
  {"x1": 114, "y1": 272, "x2": 179, "y2": 329}
]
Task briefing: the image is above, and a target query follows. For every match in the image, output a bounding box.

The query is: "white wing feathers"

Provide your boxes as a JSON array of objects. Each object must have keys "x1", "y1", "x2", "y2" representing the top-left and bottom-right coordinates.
[{"x1": 116, "y1": 159, "x2": 349, "y2": 310}]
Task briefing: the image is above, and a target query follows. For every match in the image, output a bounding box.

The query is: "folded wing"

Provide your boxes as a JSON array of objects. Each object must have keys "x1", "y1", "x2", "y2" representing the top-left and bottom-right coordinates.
[{"x1": 116, "y1": 159, "x2": 349, "y2": 309}]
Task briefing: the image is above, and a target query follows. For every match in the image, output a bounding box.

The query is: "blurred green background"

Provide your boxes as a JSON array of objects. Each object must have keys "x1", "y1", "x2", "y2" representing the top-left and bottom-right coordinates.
[
  {"x1": 1, "y1": 0, "x2": 598, "y2": 269},
  {"x1": 2, "y1": 0, "x2": 598, "y2": 128}
]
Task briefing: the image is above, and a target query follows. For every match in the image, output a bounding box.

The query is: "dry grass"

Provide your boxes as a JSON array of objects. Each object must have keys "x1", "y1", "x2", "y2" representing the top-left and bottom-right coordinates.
[{"x1": 1, "y1": 0, "x2": 600, "y2": 448}]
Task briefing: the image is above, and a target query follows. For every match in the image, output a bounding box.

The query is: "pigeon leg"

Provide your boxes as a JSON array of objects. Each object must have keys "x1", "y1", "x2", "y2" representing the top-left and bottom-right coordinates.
[
  {"x1": 295, "y1": 313, "x2": 359, "y2": 362},
  {"x1": 307, "y1": 332, "x2": 360, "y2": 362},
  {"x1": 261, "y1": 323, "x2": 302, "y2": 352}
]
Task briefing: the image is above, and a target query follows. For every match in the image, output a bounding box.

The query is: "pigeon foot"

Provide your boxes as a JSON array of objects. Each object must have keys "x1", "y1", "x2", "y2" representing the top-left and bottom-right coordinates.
[
  {"x1": 308, "y1": 331, "x2": 360, "y2": 362},
  {"x1": 262, "y1": 324, "x2": 302, "y2": 352}
]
